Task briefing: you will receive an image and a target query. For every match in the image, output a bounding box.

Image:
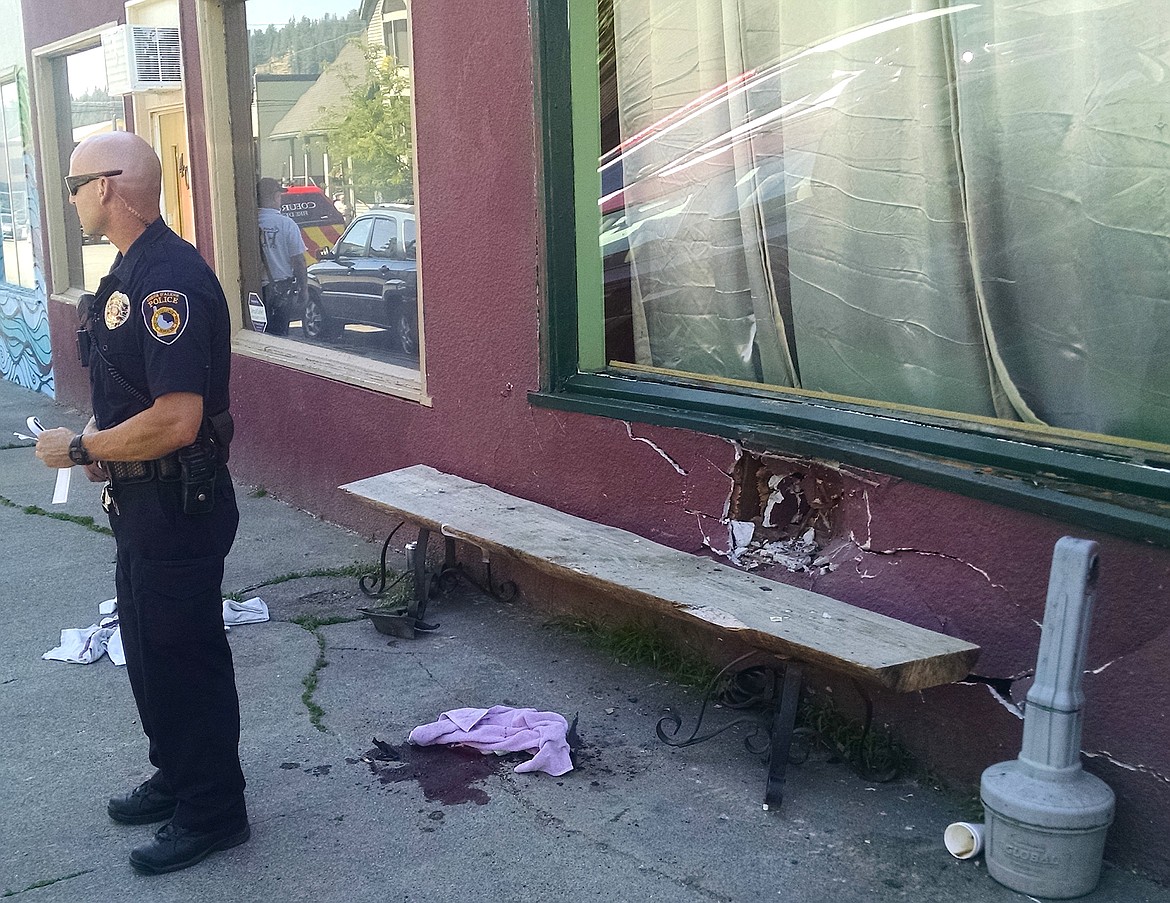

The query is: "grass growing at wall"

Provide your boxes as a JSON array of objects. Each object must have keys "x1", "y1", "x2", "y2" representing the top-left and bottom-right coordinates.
[
  {"x1": 796, "y1": 691, "x2": 915, "y2": 782},
  {"x1": 551, "y1": 618, "x2": 720, "y2": 688},
  {"x1": 553, "y1": 616, "x2": 916, "y2": 781}
]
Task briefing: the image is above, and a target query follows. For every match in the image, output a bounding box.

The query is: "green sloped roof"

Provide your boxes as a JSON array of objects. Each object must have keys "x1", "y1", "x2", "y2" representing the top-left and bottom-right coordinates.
[{"x1": 268, "y1": 40, "x2": 368, "y2": 140}]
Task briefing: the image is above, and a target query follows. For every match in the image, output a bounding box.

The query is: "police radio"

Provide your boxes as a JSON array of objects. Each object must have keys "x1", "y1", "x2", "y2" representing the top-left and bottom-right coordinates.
[
  {"x1": 76, "y1": 292, "x2": 96, "y2": 366},
  {"x1": 179, "y1": 441, "x2": 217, "y2": 515}
]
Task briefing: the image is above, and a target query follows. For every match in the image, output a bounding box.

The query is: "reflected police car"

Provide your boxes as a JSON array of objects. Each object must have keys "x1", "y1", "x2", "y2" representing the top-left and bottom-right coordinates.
[{"x1": 303, "y1": 204, "x2": 418, "y2": 355}]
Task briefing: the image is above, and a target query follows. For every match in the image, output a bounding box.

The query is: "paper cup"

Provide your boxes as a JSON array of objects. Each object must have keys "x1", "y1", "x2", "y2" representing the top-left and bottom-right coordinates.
[{"x1": 945, "y1": 821, "x2": 984, "y2": 860}]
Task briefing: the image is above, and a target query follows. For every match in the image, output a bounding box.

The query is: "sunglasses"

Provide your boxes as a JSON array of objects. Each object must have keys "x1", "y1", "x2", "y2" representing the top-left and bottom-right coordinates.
[{"x1": 65, "y1": 169, "x2": 122, "y2": 196}]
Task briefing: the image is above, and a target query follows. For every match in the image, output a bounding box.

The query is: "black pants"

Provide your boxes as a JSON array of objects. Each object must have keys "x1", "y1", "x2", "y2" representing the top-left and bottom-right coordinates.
[
  {"x1": 110, "y1": 469, "x2": 246, "y2": 832},
  {"x1": 262, "y1": 279, "x2": 294, "y2": 336}
]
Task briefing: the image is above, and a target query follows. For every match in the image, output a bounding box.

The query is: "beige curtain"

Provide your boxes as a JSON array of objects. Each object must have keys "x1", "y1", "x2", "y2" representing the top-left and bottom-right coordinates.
[
  {"x1": 613, "y1": 0, "x2": 795, "y2": 384},
  {"x1": 953, "y1": 0, "x2": 1170, "y2": 442},
  {"x1": 609, "y1": 0, "x2": 1170, "y2": 445}
]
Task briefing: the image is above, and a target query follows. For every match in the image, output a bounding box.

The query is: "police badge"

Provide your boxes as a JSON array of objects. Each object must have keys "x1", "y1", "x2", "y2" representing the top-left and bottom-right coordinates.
[
  {"x1": 142, "y1": 290, "x2": 190, "y2": 344},
  {"x1": 104, "y1": 291, "x2": 131, "y2": 330}
]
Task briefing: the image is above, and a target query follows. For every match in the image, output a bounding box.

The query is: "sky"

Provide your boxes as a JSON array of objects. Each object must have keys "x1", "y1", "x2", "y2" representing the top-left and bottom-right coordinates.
[
  {"x1": 246, "y1": 0, "x2": 360, "y2": 29},
  {"x1": 66, "y1": 1, "x2": 362, "y2": 95}
]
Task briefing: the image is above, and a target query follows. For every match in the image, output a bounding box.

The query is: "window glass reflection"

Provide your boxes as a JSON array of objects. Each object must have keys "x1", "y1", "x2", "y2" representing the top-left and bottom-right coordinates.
[
  {"x1": 66, "y1": 45, "x2": 123, "y2": 290},
  {"x1": 336, "y1": 216, "x2": 372, "y2": 258},
  {"x1": 247, "y1": 0, "x2": 419, "y2": 367},
  {"x1": 0, "y1": 80, "x2": 33, "y2": 289},
  {"x1": 597, "y1": 0, "x2": 1170, "y2": 448}
]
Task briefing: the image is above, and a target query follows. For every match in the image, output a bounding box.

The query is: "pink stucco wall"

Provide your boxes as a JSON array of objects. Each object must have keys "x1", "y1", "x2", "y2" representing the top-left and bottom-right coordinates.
[{"x1": 31, "y1": 0, "x2": 1170, "y2": 880}]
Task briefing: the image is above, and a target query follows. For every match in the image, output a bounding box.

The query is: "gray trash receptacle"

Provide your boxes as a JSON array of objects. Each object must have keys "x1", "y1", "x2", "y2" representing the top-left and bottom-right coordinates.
[{"x1": 981, "y1": 537, "x2": 1114, "y2": 899}]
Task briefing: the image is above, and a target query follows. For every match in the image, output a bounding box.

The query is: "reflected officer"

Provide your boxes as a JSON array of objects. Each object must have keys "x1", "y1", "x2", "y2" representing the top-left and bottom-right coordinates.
[{"x1": 35, "y1": 131, "x2": 249, "y2": 874}]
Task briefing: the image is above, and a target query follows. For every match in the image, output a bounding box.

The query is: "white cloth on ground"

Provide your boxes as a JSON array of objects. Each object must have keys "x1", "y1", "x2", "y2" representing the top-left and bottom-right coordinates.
[
  {"x1": 223, "y1": 597, "x2": 269, "y2": 625},
  {"x1": 105, "y1": 618, "x2": 126, "y2": 666},
  {"x1": 44, "y1": 597, "x2": 269, "y2": 665},
  {"x1": 408, "y1": 706, "x2": 574, "y2": 776},
  {"x1": 42, "y1": 621, "x2": 118, "y2": 664}
]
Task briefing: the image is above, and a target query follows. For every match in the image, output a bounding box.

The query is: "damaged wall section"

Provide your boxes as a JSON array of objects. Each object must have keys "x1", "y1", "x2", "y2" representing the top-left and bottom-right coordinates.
[{"x1": 719, "y1": 447, "x2": 1170, "y2": 879}]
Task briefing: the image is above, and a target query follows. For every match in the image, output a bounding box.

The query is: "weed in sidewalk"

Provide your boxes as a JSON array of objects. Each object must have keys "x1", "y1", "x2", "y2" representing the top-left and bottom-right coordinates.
[
  {"x1": 226, "y1": 563, "x2": 374, "y2": 600},
  {"x1": 297, "y1": 627, "x2": 329, "y2": 732},
  {"x1": 0, "y1": 494, "x2": 113, "y2": 536},
  {"x1": 3, "y1": 869, "x2": 94, "y2": 897}
]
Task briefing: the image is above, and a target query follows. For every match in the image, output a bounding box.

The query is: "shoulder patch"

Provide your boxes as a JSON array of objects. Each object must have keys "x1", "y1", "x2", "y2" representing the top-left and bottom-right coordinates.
[{"x1": 141, "y1": 290, "x2": 190, "y2": 345}]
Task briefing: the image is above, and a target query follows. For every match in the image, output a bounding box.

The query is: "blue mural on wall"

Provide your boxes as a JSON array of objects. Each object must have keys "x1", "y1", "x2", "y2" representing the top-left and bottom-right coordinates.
[
  {"x1": 0, "y1": 284, "x2": 52, "y2": 396},
  {"x1": 0, "y1": 68, "x2": 54, "y2": 398}
]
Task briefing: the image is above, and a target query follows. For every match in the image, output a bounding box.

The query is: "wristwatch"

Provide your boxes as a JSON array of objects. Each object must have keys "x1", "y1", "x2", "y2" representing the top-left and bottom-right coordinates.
[{"x1": 68, "y1": 434, "x2": 93, "y2": 466}]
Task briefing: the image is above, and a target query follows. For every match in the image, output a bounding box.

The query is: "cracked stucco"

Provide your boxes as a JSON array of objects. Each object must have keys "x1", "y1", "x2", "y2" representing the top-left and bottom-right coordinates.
[
  {"x1": 591, "y1": 430, "x2": 1169, "y2": 826},
  {"x1": 623, "y1": 422, "x2": 687, "y2": 475}
]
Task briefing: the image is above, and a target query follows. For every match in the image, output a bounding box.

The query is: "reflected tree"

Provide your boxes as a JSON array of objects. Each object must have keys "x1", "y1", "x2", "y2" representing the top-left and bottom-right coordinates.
[{"x1": 325, "y1": 47, "x2": 413, "y2": 203}]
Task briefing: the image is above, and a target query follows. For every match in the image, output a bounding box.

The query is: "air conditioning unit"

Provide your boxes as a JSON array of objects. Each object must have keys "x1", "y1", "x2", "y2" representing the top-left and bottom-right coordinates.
[{"x1": 102, "y1": 25, "x2": 182, "y2": 94}]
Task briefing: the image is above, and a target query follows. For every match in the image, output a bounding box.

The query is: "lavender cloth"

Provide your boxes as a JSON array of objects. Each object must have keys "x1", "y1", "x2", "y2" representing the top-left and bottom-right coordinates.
[{"x1": 408, "y1": 706, "x2": 574, "y2": 776}]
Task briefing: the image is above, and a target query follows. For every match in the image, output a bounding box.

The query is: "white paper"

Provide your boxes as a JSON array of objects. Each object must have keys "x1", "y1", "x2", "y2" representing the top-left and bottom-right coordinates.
[
  {"x1": 26, "y1": 415, "x2": 72, "y2": 504},
  {"x1": 52, "y1": 467, "x2": 71, "y2": 504}
]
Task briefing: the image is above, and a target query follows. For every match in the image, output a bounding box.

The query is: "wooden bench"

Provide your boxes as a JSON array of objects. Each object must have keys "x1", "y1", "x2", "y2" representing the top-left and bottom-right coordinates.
[{"x1": 341, "y1": 465, "x2": 980, "y2": 806}]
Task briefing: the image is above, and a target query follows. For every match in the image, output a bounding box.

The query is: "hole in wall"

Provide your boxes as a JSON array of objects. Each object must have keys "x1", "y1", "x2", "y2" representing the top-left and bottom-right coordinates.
[{"x1": 728, "y1": 453, "x2": 846, "y2": 572}]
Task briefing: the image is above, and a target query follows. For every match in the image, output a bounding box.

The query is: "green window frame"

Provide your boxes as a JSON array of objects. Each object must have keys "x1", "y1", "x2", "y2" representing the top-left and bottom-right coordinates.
[{"x1": 530, "y1": 0, "x2": 1170, "y2": 546}]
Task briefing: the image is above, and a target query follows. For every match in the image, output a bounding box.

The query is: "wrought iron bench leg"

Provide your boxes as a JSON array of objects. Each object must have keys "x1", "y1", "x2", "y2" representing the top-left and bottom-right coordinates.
[
  {"x1": 765, "y1": 662, "x2": 804, "y2": 810},
  {"x1": 409, "y1": 528, "x2": 432, "y2": 622},
  {"x1": 406, "y1": 529, "x2": 457, "y2": 626}
]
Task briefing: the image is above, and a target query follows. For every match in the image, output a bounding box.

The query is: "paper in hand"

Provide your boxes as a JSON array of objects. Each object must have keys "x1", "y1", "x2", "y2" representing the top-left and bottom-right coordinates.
[{"x1": 25, "y1": 415, "x2": 71, "y2": 505}]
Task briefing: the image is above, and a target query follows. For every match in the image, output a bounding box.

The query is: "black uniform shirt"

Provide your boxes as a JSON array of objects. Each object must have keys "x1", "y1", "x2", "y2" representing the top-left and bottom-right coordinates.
[{"x1": 86, "y1": 219, "x2": 232, "y2": 431}]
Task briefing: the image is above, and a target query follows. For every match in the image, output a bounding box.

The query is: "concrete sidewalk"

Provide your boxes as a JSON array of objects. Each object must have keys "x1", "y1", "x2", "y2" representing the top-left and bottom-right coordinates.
[{"x1": 2, "y1": 378, "x2": 1167, "y2": 902}]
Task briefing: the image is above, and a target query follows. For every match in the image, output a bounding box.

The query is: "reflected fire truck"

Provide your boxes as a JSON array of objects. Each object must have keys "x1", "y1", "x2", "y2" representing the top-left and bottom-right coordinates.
[{"x1": 279, "y1": 185, "x2": 347, "y2": 265}]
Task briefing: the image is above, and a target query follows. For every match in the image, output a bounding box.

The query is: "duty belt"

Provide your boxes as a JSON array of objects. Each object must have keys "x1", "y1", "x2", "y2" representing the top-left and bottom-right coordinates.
[{"x1": 105, "y1": 453, "x2": 182, "y2": 485}]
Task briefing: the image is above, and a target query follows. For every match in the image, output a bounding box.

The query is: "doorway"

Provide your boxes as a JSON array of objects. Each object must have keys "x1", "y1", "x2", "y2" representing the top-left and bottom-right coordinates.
[{"x1": 154, "y1": 108, "x2": 194, "y2": 241}]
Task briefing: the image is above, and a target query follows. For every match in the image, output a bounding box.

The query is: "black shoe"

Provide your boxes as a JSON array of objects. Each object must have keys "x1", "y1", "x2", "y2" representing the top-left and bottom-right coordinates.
[
  {"x1": 108, "y1": 781, "x2": 177, "y2": 825},
  {"x1": 129, "y1": 821, "x2": 251, "y2": 875}
]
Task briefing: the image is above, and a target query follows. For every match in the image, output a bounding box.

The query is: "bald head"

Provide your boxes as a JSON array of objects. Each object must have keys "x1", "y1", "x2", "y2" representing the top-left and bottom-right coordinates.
[
  {"x1": 71, "y1": 131, "x2": 162, "y2": 219},
  {"x1": 69, "y1": 131, "x2": 163, "y2": 249}
]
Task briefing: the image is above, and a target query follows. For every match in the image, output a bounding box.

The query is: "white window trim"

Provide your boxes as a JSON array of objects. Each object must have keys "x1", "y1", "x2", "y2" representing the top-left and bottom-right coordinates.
[{"x1": 32, "y1": 22, "x2": 119, "y2": 307}]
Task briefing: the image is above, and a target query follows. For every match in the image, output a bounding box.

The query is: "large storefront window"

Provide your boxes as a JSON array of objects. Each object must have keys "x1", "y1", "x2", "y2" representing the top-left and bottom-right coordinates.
[
  {"x1": 65, "y1": 45, "x2": 123, "y2": 290},
  {"x1": 0, "y1": 77, "x2": 33, "y2": 289},
  {"x1": 593, "y1": 1, "x2": 1170, "y2": 451},
  {"x1": 532, "y1": 0, "x2": 1170, "y2": 538},
  {"x1": 246, "y1": 0, "x2": 420, "y2": 370}
]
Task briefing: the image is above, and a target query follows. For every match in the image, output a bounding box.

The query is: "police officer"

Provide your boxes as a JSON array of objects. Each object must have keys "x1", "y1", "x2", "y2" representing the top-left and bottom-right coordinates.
[
  {"x1": 257, "y1": 177, "x2": 307, "y2": 336},
  {"x1": 36, "y1": 131, "x2": 248, "y2": 874}
]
